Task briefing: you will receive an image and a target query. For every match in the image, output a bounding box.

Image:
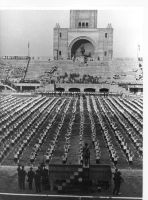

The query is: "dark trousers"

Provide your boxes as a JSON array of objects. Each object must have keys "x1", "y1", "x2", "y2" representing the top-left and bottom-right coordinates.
[
  {"x1": 83, "y1": 157, "x2": 90, "y2": 166},
  {"x1": 18, "y1": 178, "x2": 25, "y2": 190},
  {"x1": 21, "y1": 180, "x2": 25, "y2": 190},
  {"x1": 28, "y1": 181, "x2": 33, "y2": 190},
  {"x1": 18, "y1": 178, "x2": 21, "y2": 189},
  {"x1": 113, "y1": 183, "x2": 120, "y2": 195},
  {"x1": 35, "y1": 182, "x2": 41, "y2": 192}
]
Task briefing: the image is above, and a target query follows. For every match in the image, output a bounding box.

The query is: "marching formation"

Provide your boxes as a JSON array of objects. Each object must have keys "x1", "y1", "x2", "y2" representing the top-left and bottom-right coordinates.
[{"x1": 0, "y1": 94, "x2": 142, "y2": 169}]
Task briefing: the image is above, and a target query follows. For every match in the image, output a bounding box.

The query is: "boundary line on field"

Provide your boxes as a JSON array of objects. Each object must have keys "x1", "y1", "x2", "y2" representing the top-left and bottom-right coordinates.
[{"x1": 0, "y1": 192, "x2": 142, "y2": 199}]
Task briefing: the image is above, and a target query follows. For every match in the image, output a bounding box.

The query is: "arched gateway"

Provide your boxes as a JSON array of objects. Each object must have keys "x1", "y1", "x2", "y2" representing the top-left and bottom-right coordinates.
[
  {"x1": 69, "y1": 36, "x2": 95, "y2": 59},
  {"x1": 53, "y1": 10, "x2": 113, "y2": 61}
]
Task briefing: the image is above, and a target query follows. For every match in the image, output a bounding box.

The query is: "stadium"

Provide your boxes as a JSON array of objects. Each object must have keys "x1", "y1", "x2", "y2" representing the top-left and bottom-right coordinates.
[{"x1": 0, "y1": 9, "x2": 143, "y2": 200}]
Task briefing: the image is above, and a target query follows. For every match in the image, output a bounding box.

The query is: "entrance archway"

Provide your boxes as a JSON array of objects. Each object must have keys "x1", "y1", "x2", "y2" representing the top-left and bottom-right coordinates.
[
  {"x1": 100, "y1": 88, "x2": 109, "y2": 93},
  {"x1": 129, "y1": 88, "x2": 143, "y2": 94},
  {"x1": 69, "y1": 88, "x2": 80, "y2": 92},
  {"x1": 22, "y1": 86, "x2": 36, "y2": 91},
  {"x1": 56, "y1": 87, "x2": 65, "y2": 92},
  {"x1": 84, "y1": 88, "x2": 96, "y2": 92},
  {"x1": 69, "y1": 36, "x2": 95, "y2": 59}
]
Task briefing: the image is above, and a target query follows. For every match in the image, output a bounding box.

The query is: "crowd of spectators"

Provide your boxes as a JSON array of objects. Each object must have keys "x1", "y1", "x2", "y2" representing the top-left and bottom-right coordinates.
[
  {"x1": 19, "y1": 79, "x2": 40, "y2": 83},
  {"x1": 10, "y1": 66, "x2": 26, "y2": 79},
  {"x1": 56, "y1": 72, "x2": 107, "y2": 84}
]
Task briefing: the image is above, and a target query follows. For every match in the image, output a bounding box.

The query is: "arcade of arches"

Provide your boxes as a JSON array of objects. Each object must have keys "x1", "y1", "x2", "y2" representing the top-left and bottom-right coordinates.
[{"x1": 55, "y1": 87, "x2": 109, "y2": 93}]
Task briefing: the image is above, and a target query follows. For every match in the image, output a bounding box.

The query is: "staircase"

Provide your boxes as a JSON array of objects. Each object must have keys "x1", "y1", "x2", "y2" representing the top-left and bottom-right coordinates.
[
  {"x1": 0, "y1": 80, "x2": 17, "y2": 92},
  {"x1": 57, "y1": 166, "x2": 92, "y2": 194}
]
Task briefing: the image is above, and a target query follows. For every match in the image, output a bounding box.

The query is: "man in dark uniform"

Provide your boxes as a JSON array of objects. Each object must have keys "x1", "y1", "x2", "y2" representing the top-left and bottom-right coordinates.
[
  {"x1": 20, "y1": 166, "x2": 26, "y2": 190},
  {"x1": 27, "y1": 167, "x2": 35, "y2": 190},
  {"x1": 34, "y1": 167, "x2": 41, "y2": 192},
  {"x1": 83, "y1": 143, "x2": 90, "y2": 167},
  {"x1": 42, "y1": 166, "x2": 49, "y2": 190},
  {"x1": 17, "y1": 165, "x2": 22, "y2": 190},
  {"x1": 113, "y1": 169, "x2": 124, "y2": 195}
]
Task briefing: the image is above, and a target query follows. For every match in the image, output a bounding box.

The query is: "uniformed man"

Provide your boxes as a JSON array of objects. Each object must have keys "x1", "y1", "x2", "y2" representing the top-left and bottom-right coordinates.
[
  {"x1": 82, "y1": 143, "x2": 90, "y2": 167},
  {"x1": 113, "y1": 170, "x2": 124, "y2": 195},
  {"x1": 17, "y1": 165, "x2": 22, "y2": 189},
  {"x1": 34, "y1": 167, "x2": 41, "y2": 192},
  {"x1": 20, "y1": 165, "x2": 26, "y2": 190},
  {"x1": 42, "y1": 166, "x2": 49, "y2": 190},
  {"x1": 27, "y1": 167, "x2": 35, "y2": 190}
]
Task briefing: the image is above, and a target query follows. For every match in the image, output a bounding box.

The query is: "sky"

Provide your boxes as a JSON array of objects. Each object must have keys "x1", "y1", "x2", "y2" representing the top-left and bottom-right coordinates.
[{"x1": 0, "y1": 8, "x2": 144, "y2": 58}]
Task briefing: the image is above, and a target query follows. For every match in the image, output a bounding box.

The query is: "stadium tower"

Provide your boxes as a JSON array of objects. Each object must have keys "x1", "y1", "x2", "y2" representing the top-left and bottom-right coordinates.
[{"x1": 53, "y1": 10, "x2": 113, "y2": 62}]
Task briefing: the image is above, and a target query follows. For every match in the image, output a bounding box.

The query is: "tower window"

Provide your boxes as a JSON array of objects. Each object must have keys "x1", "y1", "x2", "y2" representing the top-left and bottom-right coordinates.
[
  {"x1": 82, "y1": 22, "x2": 85, "y2": 27},
  {"x1": 59, "y1": 32, "x2": 62, "y2": 38},
  {"x1": 104, "y1": 51, "x2": 107, "y2": 56},
  {"x1": 86, "y1": 22, "x2": 88, "y2": 28},
  {"x1": 59, "y1": 51, "x2": 61, "y2": 55},
  {"x1": 105, "y1": 33, "x2": 108, "y2": 38},
  {"x1": 78, "y1": 22, "x2": 81, "y2": 28}
]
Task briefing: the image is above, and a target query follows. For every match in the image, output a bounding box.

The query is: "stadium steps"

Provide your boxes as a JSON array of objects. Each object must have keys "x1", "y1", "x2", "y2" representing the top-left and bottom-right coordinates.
[
  {"x1": 57, "y1": 166, "x2": 92, "y2": 194},
  {"x1": 1, "y1": 58, "x2": 140, "y2": 83}
]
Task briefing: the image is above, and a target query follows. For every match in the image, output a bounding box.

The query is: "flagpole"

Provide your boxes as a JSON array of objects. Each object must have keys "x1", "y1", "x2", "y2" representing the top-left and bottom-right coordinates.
[{"x1": 28, "y1": 41, "x2": 30, "y2": 58}]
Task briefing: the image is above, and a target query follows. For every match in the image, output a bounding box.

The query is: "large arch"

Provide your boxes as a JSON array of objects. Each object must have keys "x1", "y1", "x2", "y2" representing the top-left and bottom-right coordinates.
[{"x1": 68, "y1": 36, "x2": 96, "y2": 59}]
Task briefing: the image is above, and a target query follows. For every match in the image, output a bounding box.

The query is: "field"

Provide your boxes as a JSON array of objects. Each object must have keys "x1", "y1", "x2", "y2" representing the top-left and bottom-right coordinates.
[
  {"x1": 0, "y1": 94, "x2": 143, "y2": 198},
  {"x1": 0, "y1": 95, "x2": 142, "y2": 168}
]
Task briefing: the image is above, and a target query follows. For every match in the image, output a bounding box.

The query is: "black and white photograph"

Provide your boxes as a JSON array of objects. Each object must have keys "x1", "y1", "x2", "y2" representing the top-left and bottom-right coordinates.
[{"x1": 0, "y1": 2, "x2": 145, "y2": 200}]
